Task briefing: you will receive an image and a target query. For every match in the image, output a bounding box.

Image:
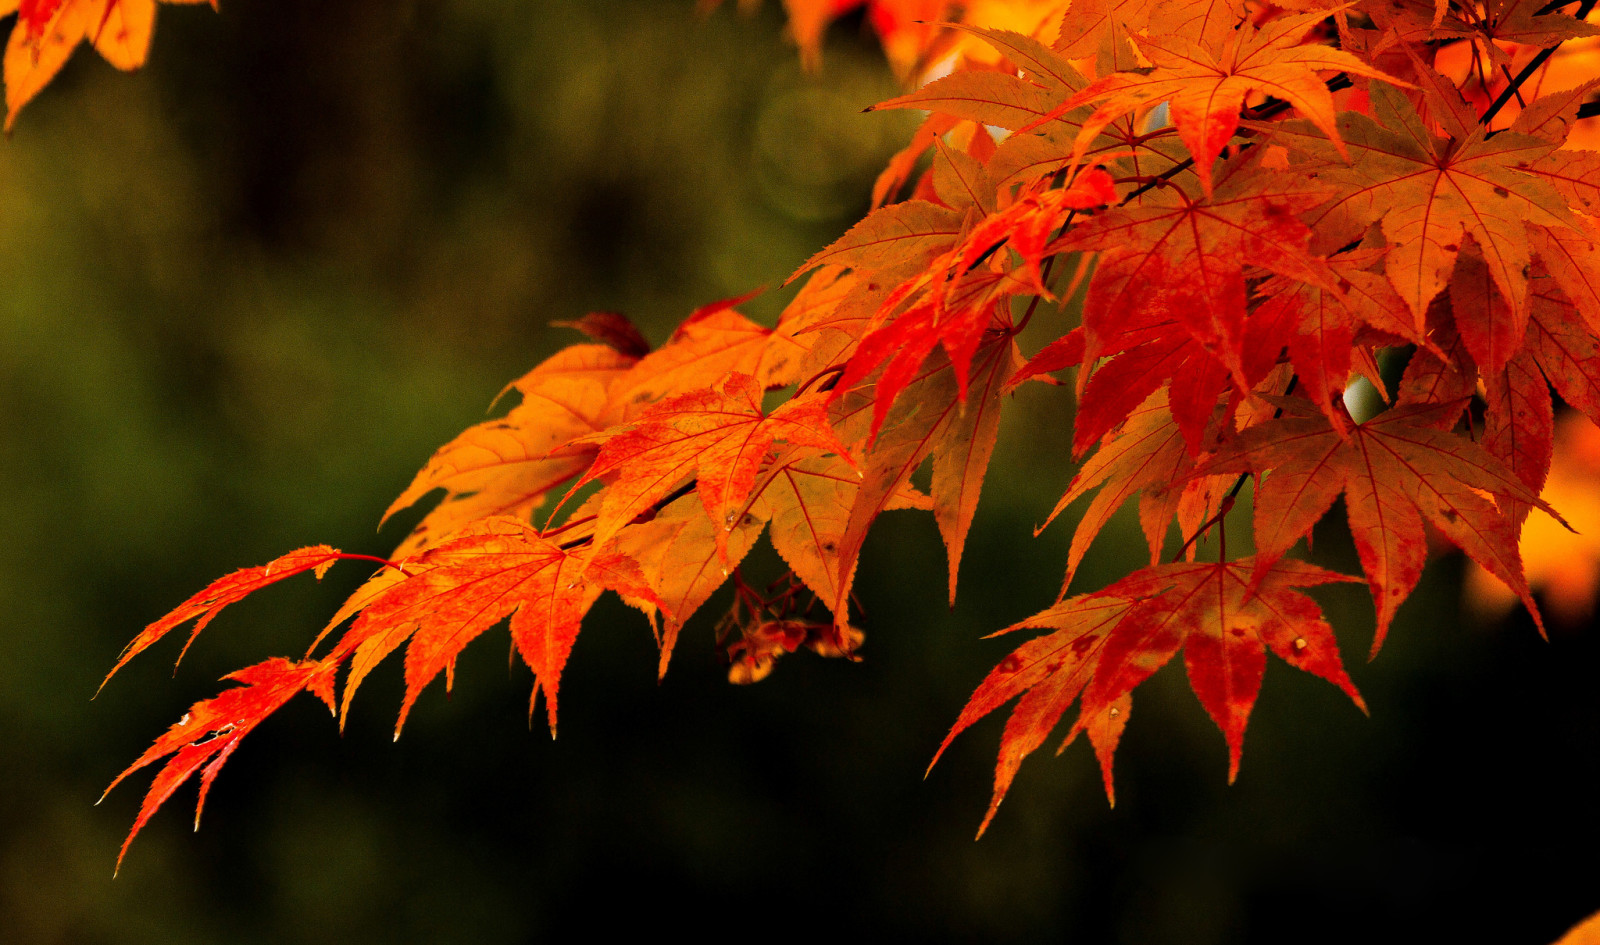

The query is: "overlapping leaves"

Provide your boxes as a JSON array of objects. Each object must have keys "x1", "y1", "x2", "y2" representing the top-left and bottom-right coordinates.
[{"x1": 100, "y1": 0, "x2": 1600, "y2": 860}]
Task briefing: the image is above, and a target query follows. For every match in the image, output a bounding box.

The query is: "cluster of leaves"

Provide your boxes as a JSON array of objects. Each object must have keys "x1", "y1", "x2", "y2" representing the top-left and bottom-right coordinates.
[{"x1": 70, "y1": 0, "x2": 1600, "y2": 869}]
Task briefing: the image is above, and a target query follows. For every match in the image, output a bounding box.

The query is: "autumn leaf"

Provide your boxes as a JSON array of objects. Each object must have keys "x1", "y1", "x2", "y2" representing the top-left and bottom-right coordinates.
[
  {"x1": 1467, "y1": 412, "x2": 1600, "y2": 626},
  {"x1": 98, "y1": 545, "x2": 390, "y2": 693},
  {"x1": 1481, "y1": 345, "x2": 1553, "y2": 528},
  {"x1": 1055, "y1": 158, "x2": 1339, "y2": 422},
  {"x1": 321, "y1": 517, "x2": 660, "y2": 737},
  {"x1": 791, "y1": 199, "x2": 965, "y2": 281},
  {"x1": 1397, "y1": 315, "x2": 1479, "y2": 414},
  {"x1": 827, "y1": 339, "x2": 1019, "y2": 619},
  {"x1": 932, "y1": 592, "x2": 1136, "y2": 835},
  {"x1": 937, "y1": 556, "x2": 1364, "y2": 834},
  {"x1": 1073, "y1": 558, "x2": 1365, "y2": 780},
  {"x1": 1532, "y1": 217, "x2": 1600, "y2": 333},
  {"x1": 1244, "y1": 248, "x2": 1422, "y2": 430},
  {"x1": 99, "y1": 0, "x2": 1600, "y2": 870},
  {"x1": 1274, "y1": 83, "x2": 1577, "y2": 327},
  {"x1": 773, "y1": 266, "x2": 883, "y2": 379},
  {"x1": 751, "y1": 447, "x2": 928, "y2": 609},
  {"x1": 869, "y1": 25, "x2": 1089, "y2": 135},
  {"x1": 549, "y1": 311, "x2": 652, "y2": 359},
  {"x1": 1042, "y1": 387, "x2": 1218, "y2": 594},
  {"x1": 1007, "y1": 325, "x2": 1083, "y2": 391},
  {"x1": 1197, "y1": 398, "x2": 1562, "y2": 650},
  {"x1": 1526, "y1": 279, "x2": 1600, "y2": 430},
  {"x1": 869, "y1": 26, "x2": 1185, "y2": 192},
  {"x1": 1040, "y1": 9, "x2": 1406, "y2": 195},
  {"x1": 612, "y1": 292, "x2": 805, "y2": 408},
  {"x1": 2, "y1": 0, "x2": 212, "y2": 130},
  {"x1": 566, "y1": 371, "x2": 855, "y2": 561},
  {"x1": 611, "y1": 491, "x2": 768, "y2": 676},
  {"x1": 102, "y1": 657, "x2": 336, "y2": 875},
  {"x1": 383, "y1": 344, "x2": 638, "y2": 557}
]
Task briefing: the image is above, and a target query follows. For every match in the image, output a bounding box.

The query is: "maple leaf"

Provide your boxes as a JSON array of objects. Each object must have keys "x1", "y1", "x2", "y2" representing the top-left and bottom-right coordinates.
[
  {"x1": 1274, "y1": 83, "x2": 1578, "y2": 327},
  {"x1": 1467, "y1": 412, "x2": 1600, "y2": 626},
  {"x1": 1042, "y1": 388, "x2": 1219, "y2": 594},
  {"x1": 98, "y1": 545, "x2": 391, "y2": 692},
  {"x1": 936, "y1": 557, "x2": 1364, "y2": 834},
  {"x1": 95, "y1": 0, "x2": 1600, "y2": 871},
  {"x1": 868, "y1": 26, "x2": 1188, "y2": 195},
  {"x1": 1007, "y1": 325, "x2": 1083, "y2": 391},
  {"x1": 321, "y1": 517, "x2": 660, "y2": 736},
  {"x1": 612, "y1": 292, "x2": 805, "y2": 409},
  {"x1": 1040, "y1": 9, "x2": 1405, "y2": 195},
  {"x1": 1397, "y1": 315, "x2": 1479, "y2": 414},
  {"x1": 1, "y1": 0, "x2": 211, "y2": 131},
  {"x1": 1482, "y1": 345, "x2": 1554, "y2": 528},
  {"x1": 1074, "y1": 558, "x2": 1365, "y2": 780},
  {"x1": 868, "y1": 26, "x2": 1090, "y2": 134},
  {"x1": 565, "y1": 371, "x2": 855, "y2": 561},
  {"x1": 1532, "y1": 216, "x2": 1600, "y2": 333},
  {"x1": 1469, "y1": 0, "x2": 1600, "y2": 60},
  {"x1": 751, "y1": 447, "x2": 929, "y2": 609},
  {"x1": 1054, "y1": 158, "x2": 1340, "y2": 435},
  {"x1": 549, "y1": 311, "x2": 652, "y2": 359},
  {"x1": 932, "y1": 592, "x2": 1137, "y2": 834},
  {"x1": 1244, "y1": 247, "x2": 1424, "y2": 430},
  {"x1": 1197, "y1": 398, "x2": 1562, "y2": 650},
  {"x1": 830, "y1": 265, "x2": 1026, "y2": 441},
  {"x1": 101, "y1": 657, "x2": 336, "y2": 875},
  {"x1": 1526, "y1": 278, "x2": 1600, "y2": 430},
  {"x1": 610, "y1": 491, "x2": 769, "y2": 676},
  {"x1": 791, "y1": 199, "x2": 965, "y2": 281},
  {"x1": 382, "y1": 344, "x2": 638, "y2": 557},
  {"x1": 1526, "y1": 147, "x2": 1600, "y2": 219},
  {"x1": 826, "y1": 338, "x2": 1019, "y2": 617},
  {"x1": 819, "y1": 143, "x2": 1112, "y2": 440}
]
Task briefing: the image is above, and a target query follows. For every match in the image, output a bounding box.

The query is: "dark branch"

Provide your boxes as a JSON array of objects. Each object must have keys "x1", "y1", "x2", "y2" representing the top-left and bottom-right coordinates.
[{"x1": 1482, "y1": 0, "x2": 1599, "y2": 127}]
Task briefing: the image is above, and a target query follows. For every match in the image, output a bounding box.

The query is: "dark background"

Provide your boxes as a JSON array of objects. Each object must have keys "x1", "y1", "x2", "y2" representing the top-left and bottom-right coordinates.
[{"x1": 1, "y1": 1, "x2": 1596, "y2": 941}]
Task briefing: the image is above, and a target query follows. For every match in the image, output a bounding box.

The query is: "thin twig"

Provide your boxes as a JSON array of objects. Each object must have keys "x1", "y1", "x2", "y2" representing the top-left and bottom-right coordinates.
[{"x1": 1482, "y1": 0, "x2": 1598, "y2": 127}]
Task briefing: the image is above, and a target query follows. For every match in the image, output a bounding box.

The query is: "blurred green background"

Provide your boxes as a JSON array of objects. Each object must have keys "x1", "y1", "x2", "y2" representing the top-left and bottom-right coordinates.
[{"x1": 1, "y1": 1, "x2": 1596, "y2": 941}]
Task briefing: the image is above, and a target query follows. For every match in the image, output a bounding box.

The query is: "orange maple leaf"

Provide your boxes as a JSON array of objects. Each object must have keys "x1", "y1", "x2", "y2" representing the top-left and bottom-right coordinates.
[
  {"x1": 1468, "y1": 412, "x2": 1600, "y2": 626},
  {"x1": 1273, "y1": 83, "x2": 1578, "y2": 328},
  {"x1": 98, "y1": 545, "x2": 395, "y2": 692},
  {"x1": 1198, "y1": 398, "x2": 1563, "y2": 650},
  {"x1": 321, "y1": 517, "x2": 661, "y2": 737},
  {"x1": 1040, "y1": 8, "x2": 1406, "y2": 194},
  {"x1": 1, "y1": 0, "x2": 212, "y2": 130},
  {"x1": 611, "y1": 491, "x2": 769, "y2": 676},
  {"x1": 1042, "y1": 388, "x2": 1216, "y2": 594},
  {"x1": 936, "y1": 557, "x2": 1364, "y2": 834},
  {"x1": 102, "y1": 657, "x2": 335, "y2": 874},
  {"x1": 611, "y1": 292, "x2": 805, "y2": 409},
  {"x1": 565, "y1": 371, "x2": 855, "y2": 561},
  {"x1": 383, "y1": 344, "x2": 639, "y2": 557},
  {"x1": 827, "y1": 339, "x2": 1018, "y2": 618}
]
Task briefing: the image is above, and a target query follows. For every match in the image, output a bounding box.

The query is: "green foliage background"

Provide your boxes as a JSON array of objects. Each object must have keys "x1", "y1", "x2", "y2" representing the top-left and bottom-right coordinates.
[{"x1": 0, "y1": 1, "x2": 1595, "y2": 941}]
